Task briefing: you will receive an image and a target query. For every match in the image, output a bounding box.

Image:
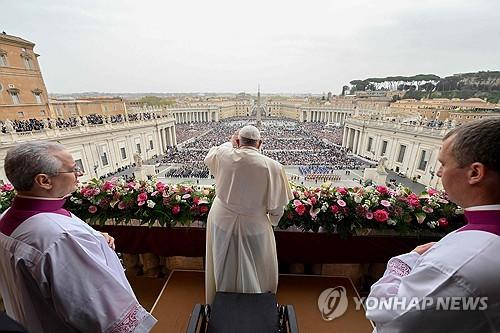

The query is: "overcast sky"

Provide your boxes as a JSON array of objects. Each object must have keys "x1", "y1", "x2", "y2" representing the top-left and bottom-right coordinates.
[{"x1": 2, "y1": 0, "x2": 499, "y2": 94}]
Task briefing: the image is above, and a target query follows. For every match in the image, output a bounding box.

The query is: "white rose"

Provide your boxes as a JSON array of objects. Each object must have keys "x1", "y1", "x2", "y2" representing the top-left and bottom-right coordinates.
[{"x1": 147, "y1": 200, "x2": 156, "y2": 208}]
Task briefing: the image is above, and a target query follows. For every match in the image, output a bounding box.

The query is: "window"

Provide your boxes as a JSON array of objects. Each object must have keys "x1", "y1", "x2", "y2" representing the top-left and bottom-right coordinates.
[
  {"x1": 136, "y1": 143, "x2": 141, "y2": 154},
  {"x1": 75, "y1": 159, "x2": 85, "y2": 173},
  {"x1": 17, "y1": 112, "x2": 25, "y2": 118},
  {"x1": 101, "y1": 152, "x2": 109, "y2": 166},
  {"x1": 397, "y1": 145, "x2": 406, "y2": 163},
  {"x1": 34, "y1": 92, "x2": 42, "y2": 104},
  {"x1": 367, "y1": 137, "x2": 373, "y2": 152},
  {"x1": 381, "y1": 140, "x2": 388, "y2": 155},
  {"x1": 149, "y1": 140, "x2": 154, "y2": 150},
  {"x1": 9, "y1": 91, "x2": 21, "y2": 104},
  {"x1": 0, "y1": 54, "x2": 7, "y2": 66},
  {"x1": 417, "y1": 150, "x2": 429, "y2": 171},
  {"x1": 23, "y1": 57, "x2": 34, "y2": 70},
  {"x1": 56, "y1": 108, "x2": 63, "y2": 117},
  {"x1": 99, "y1": 146, "x2": 109, "y2": 166},
  {"x1": 40, "y1": 110, "x2": 46, "y2": 116},
  {"x1": 120, "y1": 147, "x2": 127, "y2": 160}
]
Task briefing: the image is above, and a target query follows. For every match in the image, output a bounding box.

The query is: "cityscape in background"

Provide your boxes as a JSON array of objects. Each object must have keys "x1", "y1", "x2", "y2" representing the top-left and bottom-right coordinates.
[{"x1": 1, "y1": 32, "x2": 499, "y2": 191}]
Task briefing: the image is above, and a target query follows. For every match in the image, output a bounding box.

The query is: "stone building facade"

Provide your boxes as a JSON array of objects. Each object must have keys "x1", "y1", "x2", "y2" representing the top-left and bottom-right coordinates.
[{"x1": 0, "y1": 33, "x2": 51, "y2": 120}]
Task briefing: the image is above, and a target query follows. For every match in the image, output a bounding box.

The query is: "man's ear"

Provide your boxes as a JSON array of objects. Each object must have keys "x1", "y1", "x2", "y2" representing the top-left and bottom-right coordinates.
[
  {"x1": 468, "y1": 162, "x2": 486, "y2": 185},
  {"x1": 257, "y1": 140, "x2": 263, "y2": 149},
  {"x1": 33, "y1": 174, "x2": 53, "y2": 190},
  {"x1": 235, "y1": 138, "x2": 240, "y2": 148}
]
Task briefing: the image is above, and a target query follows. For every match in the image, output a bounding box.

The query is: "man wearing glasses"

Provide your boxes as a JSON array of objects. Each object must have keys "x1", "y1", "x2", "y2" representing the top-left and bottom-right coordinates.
[{"x1": 0, "y1": 141, "x2": 157, "y2": 332}]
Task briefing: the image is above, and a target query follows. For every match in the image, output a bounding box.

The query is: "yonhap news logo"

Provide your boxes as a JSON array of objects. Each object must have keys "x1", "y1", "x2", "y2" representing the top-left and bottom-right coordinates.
[
  {"x1": 318, "y1": 286, "x2": 489, "y2": 321},
  {"x1": 317, "y1": 286, "x2": 349, "y2": 321}
]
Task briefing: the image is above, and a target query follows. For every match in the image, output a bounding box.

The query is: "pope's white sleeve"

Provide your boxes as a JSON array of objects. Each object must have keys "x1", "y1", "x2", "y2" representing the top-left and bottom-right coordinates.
[
  {"x1": 41, "y1": 232, "x2": 157, "y2": 333},
  {"x1": 266, "y1": 165, "x2": 293, "y2": 226},
  {"x1": 204, "y1": 142, "x2": 232, "y2": 176}
]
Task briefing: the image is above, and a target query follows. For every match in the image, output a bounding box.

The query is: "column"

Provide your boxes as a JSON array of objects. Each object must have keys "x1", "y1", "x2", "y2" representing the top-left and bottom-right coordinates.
[
  {"x1": 169, "y1": 127, "x2": 174, "y2": 147},
  {"x1": 342, "y1": 127, "x2": 348, "y2": 147},
  {"x1": 346, "y1": 127, "x2": 352, "y2": 150},
  {"x1": 357, "y1": 131, "x2": 364, "y2": 155},
  {"x1": 159, "y1": 128, "x2": 165, "y2": 152},
  {"x1": 172, "y1": 125, "x2": 177, "y2": 146},
  {"x1": 353, "y1": 130, "x2": 359, "y2": 154}
]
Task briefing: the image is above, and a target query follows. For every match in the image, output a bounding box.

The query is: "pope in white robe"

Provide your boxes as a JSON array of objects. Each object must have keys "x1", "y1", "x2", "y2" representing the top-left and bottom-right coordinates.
[{"x1": 204, "y1": 125, "x2": 293, "y2": 304}]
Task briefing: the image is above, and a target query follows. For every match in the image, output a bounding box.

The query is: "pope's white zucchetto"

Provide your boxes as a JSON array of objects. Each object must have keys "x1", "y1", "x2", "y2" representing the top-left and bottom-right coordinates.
[{"x1": 239, "y1": 125, "x2": 261, "y2": 141}]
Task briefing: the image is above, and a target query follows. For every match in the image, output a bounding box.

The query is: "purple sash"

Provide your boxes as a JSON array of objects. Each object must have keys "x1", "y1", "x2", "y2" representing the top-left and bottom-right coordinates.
[
  {"x1": 0, "y1": 196, "x2": 70, "y2": 236},
  {"x1": 458, "y1": 210, "x2": 500, "y2": 236}
]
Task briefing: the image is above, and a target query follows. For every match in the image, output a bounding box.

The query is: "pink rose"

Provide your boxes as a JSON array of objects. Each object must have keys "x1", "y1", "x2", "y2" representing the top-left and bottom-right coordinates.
[
  {"x1": 438, "y1": 217, "x2": 449, "y2": 227},
  {"x1": 373, "y1": 209, "x2": 389, "y2": 223},
  {"x1": 199, "y1": 205, "x2": 209, "y2": 214},
  {"x1": 366, "y1": 211, "x2": 374, "y2": 220},
  {"x1": 407, "y1": 194, "x2": 420, "y2": 208},
  {"x1": 330, "y1": 205, "x2": 340, "y2": 214},
  {"x1": 310, "y1": 196, "x2": 318, "y2": 205},
  {"x1": 380, "y1": 200, "x2": 391, "y2": 207},
  {"x1": 137, "y1": 192, "x2": 148, "y2": 203},
  {"x1": 427, "y1": 188, "x2": 438, "y2": 196},
  {"x1": 0, "y1": 184, "x2": 14, "y2": 191},
  {"x1": 337, "y1": 187, "x2": 348, "y2": 195},
  {"x1": 337, "y1": 199, "x2": 346, "y2": 207},
  {"x1": 103, "y1": 181, "x2": 114, "y2": 191},
  {"x1": 293, "y1": 191, "x2": 299, "y2": 198},
  {"x1": 293, "y1": 199, "x2": 302, "y2": 207},
  {"x1": 376, "y1": 185, "x2": 389, "y2": 195},
  {"x1": 295, "y1": 204, "x2": 306, "y2": 216},
  {"x1": 118, "y1": 201, "x2": 127, "y2": 210},
  {"x1": 156, "y1": 182, "x2": 166, "y2": 192},
  {"x1": 172, "y1": 205, "x2": 181, "y2": 215},
  {"x1": 193, "y1": 197, "x2": 200, "y2": 205},
  {"x1": 88, "y1": 205, "x2": 98, "y2": 214}
]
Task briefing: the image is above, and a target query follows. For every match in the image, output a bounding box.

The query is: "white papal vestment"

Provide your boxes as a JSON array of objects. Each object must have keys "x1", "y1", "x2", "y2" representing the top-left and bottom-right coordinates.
[
  {"x1": 204, "y1": 142, "x2": 293, "y2": 304},
  {"x1": 0, "y1": 211, "x2": 157, "y2": 333}
]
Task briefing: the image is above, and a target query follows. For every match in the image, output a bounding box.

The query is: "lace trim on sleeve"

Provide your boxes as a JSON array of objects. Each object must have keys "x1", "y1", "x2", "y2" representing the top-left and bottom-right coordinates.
[
  {"x1": 387, "y1": 258, "x2": 411, "y2": 277},
  {"x1": 110, "y1": 304, "x2": 148, "y2": 333}
]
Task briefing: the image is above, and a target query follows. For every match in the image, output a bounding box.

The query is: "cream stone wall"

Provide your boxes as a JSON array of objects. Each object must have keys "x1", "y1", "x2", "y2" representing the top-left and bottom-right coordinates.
[
  {"x1": 342, "y1": 118, "x2": 448, "y2": 188},
  {"x1": 0, "y1": 116, "x2": 176, "y2": 183}
]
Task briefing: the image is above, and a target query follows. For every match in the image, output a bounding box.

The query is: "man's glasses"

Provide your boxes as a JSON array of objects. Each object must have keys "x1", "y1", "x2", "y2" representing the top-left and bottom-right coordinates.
[{"x1": 57, "y1": 166, "x2": 84, "y2": 175}]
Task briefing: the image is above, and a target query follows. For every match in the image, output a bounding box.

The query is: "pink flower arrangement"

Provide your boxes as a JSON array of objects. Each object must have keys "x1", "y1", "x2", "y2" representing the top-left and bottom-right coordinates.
[{"x1": 17, "y1": 177, "x2": 461, "y2": 236}]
